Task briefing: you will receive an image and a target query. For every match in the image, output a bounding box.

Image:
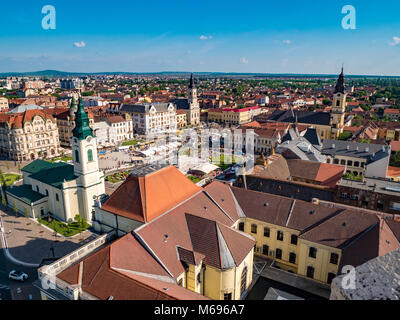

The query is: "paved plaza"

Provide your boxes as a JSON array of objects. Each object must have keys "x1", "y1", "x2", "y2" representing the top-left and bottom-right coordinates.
[
  {"x1": 0, "y1": 206, "x2": 96, "y2": 265},
  {"x1": 98, "y1": 150, "x2": 143, "y2": 171}
]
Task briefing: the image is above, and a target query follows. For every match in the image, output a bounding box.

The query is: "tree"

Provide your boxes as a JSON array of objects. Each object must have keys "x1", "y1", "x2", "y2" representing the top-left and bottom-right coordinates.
[
  {"x1": 74, "y1": 214, "x2": 81, "y2": 225},
  {"x1": 339, "y1": 131, "x2": 352, "y2": 141},
  {"x1": 322, "y1": 98, "x2": 331, "y2": 106},
  {"x1": 24, "y1": 207, "x2": 29, "y2": 219},
  {"x1": 13, "y1": 200, "x2": 18, "y2": 215},
  {"x1": 80, "y1": 217, "x2": 86, "y2": 229},
  {"x1": 17, "y1": 164, "x2": 21, "y2": 173},
  {"x1": 1, "y1": 194, "x2": 7, "y2": 206}
]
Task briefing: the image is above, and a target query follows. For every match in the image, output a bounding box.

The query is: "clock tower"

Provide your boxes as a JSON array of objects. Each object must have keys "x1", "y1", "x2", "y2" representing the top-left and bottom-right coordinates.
[
  {"x1": 71, "y1": 98, "x2": 105, "y2": 221},
  {"x1": 330, "y1": 67, "x2": 347, "y2": 139}
]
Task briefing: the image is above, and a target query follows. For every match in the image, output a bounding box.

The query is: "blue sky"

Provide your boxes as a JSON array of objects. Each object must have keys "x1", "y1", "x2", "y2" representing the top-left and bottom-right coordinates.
[{"x1": 0, "y1": 0, "x2": 400, "y2": 75}]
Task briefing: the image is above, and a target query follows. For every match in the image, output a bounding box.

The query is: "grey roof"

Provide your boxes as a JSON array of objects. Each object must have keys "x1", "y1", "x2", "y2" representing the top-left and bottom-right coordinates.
[
  {"x1": 170, "y1": 98, "x2": 190, "y2": 110},
  {"x1": 129, "y1": 163, "x2": 169, "y2": 177},
  {"x1": 277, "y1": 128, "x2": 326, "y2": 162},
  {"x1": 322, "y1": 140, "x2": 390, "y2": 161},
  {"x1": 8, "y1": 104, "x2": 43, "y2": 114},
  {"x1": 339, "y1": 176, "x2": 400, "y2": 197},
  {"x1": 241, "y1": 176, "x2": 334, "y2": 202},
  {"x1": 303, "y1": 128, "x2": 321, "y2": 147},
  {"x1": 120, "y1": 103, "x2": 172, "y2": 114},
  {"x1": 264, "y1": 288, "x2": 304, "y2": 300},
  {"x1": 267, "y1": 110, "x2": 331, "y2": 126}
]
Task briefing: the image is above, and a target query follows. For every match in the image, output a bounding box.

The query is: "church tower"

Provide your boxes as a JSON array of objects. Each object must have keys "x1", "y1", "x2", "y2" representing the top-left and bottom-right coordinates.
[
  {"x1": 188, "y1": 73, "x2": 200, "y2": 125},
  {"x1": 71, "y1": 98, "x2": 105, "y2": 221},
  {"x1": 330, "y1": 67, "x2": 347, "y2": 139},
  {"x1": 69, "y1": 97, "x2": 78, "y2": 117}
]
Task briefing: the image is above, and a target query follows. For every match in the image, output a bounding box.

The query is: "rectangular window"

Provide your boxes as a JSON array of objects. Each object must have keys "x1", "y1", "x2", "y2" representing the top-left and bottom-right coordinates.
[
  {"x1": 327, "y1": 272, "x2": 336, "y2": 284},
  {"x1": 277, "y1": 231, "x2": 284, "y2": 241},
  {"x1": 56, "y1": 194, "x2": 59, "y2": 202},
  {"x1": 306, "y1": 266, "x2": 314, "y2": 279},
  {"x1": 223, "y1": 293, "x2": 232, "y2": 300},
  {"x1": 289, "y1": 252, "x2": 296, "y2": 264},
  {"x1": 275, "y1": 248, "x2": 282, "y2": 260},
  {"x1": 330, "y1": 253, "x2": 339, "y2": 265},
  {"x1": 264, "y1": 227, "x2": 270, "y2": 237},
  {"x1": 262, "y1": 245, "x2": 269, "y2": 256},
  {"x1": 251, "y1": 224, "x2": 257, "y2": 234},
  {"x1": 238, "y1": 222, "x2": 244, "y2": 231},
  {"x1": 290, "y1": 234, "x2": 298, "y2": 245},
  {"x1": 309, "y1": 247, "x2": 317, "y2": 259}
]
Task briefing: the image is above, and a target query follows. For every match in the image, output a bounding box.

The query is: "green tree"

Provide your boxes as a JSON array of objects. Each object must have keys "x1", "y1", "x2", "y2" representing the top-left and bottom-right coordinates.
[
  {"x1": 74, "y1": 214, "x2": 81, "y2": 224},
  {"x1": 17, "y1": 164, "x2": 21, "y2": 173},
  {"x1": 24, "y1": 207, "x2": 29, "y2": 219},
  {"x1": 1, "y1": 194, "x2": 7, "y2": 206},
  {"x1": 80, "y1": 217, "x2": 86, "y2": 229},
  {"x1": 13, "y1": 200, "x2": 18, "y2": 215},
  {"x1": 339, "y1": 131, "x2": 352, "y2": 141}
]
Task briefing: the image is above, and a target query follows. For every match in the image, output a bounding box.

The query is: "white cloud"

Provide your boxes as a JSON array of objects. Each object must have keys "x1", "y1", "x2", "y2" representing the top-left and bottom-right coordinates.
[
  {"x1": 73, "y1": 41, "x2": 86, "y2": 48},
  {"x1": 389, "y1": 36, "x2": 400, "y2": 46},
  {"x1": 240, "y1": 57, "x2": 248, "y2": 64},
  {"x1": 283, "y1": 40, "x2": 291, "y2": 45},
  {"x1": 200, "y1": 35, "x2": 213, "y2": 40}
]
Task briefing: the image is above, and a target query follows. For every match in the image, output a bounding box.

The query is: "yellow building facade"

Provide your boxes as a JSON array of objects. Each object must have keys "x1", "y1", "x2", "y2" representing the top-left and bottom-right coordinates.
[{"x1": 235, "y1": 217, "x2": 341, "y2": 285}]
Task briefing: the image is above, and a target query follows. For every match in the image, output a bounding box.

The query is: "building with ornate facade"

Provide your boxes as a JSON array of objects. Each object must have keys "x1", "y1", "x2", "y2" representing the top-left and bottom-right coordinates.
[
  {"x1": 0, "y1": 109, "x2": 60, "y2": 161},
  {"x1": 6, "y1": 98, "x2": 105, "y2": 223},
  {"x1": 119, "y1": 102, "x2": 177, "y2": 135}
]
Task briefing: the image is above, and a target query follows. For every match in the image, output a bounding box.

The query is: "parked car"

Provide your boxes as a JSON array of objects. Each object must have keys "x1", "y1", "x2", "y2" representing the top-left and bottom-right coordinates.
[{"x1": 8, "y1": 270, "x2": 28, "y2": 282}]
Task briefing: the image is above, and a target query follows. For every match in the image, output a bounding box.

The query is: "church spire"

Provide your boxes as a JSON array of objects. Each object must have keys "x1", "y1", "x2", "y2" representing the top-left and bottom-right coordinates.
[
  {"x1": 189, "y1": 73, "x2": 195, "y2": 89},
  {"x1": 334, "y1": 67, "x2": 345, "y2": 94},
  {"x1": 72, "y1": 98, "x2": 94, "y2": 140},
  {"x1": 69, "y1": 97, "x2": 78, "y2": 117}
]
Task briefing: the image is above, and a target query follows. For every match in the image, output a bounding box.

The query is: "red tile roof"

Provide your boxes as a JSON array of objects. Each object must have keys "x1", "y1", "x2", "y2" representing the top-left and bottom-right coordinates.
[{"x1": 101, "y1": 165, "x2": 202, "y2": 223}]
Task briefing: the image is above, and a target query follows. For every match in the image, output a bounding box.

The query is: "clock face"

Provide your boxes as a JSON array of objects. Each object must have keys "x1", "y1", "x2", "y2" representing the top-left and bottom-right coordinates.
[{"x1": 86, "y1": 136, "x2": 92, "y2": 143}]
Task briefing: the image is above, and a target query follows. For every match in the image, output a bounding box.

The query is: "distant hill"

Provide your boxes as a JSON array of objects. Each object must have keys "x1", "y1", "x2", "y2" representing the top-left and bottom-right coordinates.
[{"x1": 0, "y1": 70, "x2": 399, "y2": 79}]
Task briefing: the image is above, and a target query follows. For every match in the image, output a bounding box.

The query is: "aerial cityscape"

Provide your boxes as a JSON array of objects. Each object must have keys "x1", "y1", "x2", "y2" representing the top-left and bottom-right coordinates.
[{"x1": 0, "y1": 0, "x2": 399, "y2": 310}]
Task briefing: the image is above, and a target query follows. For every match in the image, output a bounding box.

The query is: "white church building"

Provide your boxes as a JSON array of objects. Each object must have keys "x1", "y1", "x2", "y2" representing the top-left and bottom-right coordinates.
[{"x1": 6, "y1": 98, "x2": 105, "y2": 223}]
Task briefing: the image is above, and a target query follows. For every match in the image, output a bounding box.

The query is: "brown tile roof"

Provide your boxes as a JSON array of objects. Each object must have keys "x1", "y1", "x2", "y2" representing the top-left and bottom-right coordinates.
[
  {"x1": 300, "y1": 209, "x2": 379, "y2": 249},
  {"x1": 204, "y1": 181, "x2": 242, "y2": 221},
  {"x1": 378, "y1": 218, "x2": 400, "y2": 256},
  {"x1": 101, "y1": 165, "x2": 202, "y2": 223},
  {"x1": 57, "y1": 262, "x2": 80, "y2": 285},
  {"x1": 231, "y1": 186, "x2": 293, "y2": 226},
  {"x1": 58, "y1": 242, "x2": 207, "y2": 300},
  {"x1": 251, "y1": 154, "x2": 291, "y2": 181},
  {"x1": 386, "y1": 219, "x2": 400, "y2": 243},
  {"x1": 286, "y1": 159, "x2": 344, "y2": 187},
  {"x1": 287, "y1": 201, "x2": 341, "y2": 232},
  {"x1": 0, "y1": 109, "x2": 56, "y2": 129},
  {"x1": 110, "y1": 233, "x2": 171, "y2": 278},
  {"x1": 135, "y1": 191, "x2": 235, "y2": 277}
]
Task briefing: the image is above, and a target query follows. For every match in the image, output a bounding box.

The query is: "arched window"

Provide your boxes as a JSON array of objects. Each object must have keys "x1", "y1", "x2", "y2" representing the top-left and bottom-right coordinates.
[
  {"x1": 75, "y1": 150, "x2": 80, "y2": 163},
  {"x1": 87, "y1": 149, "x2": 93, "y2": 162}
]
